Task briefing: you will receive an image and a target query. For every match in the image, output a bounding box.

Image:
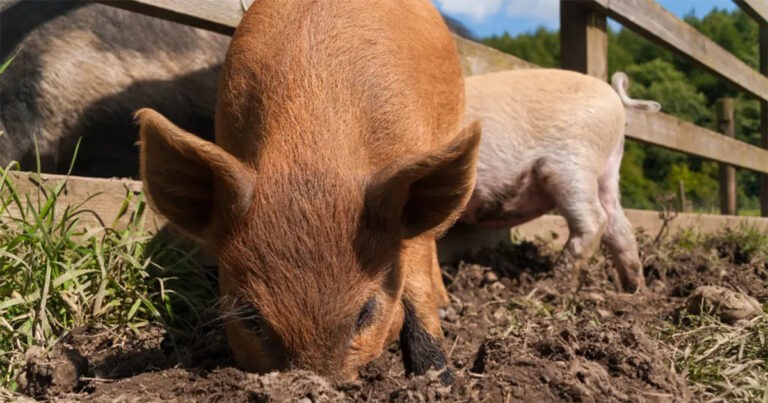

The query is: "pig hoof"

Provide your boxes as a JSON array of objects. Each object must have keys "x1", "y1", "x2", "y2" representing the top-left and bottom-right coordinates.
[
  {"x1": 400, "y1": 301, "x2": 451, "y2": 381},
  {"x1": 622, "y1": 275, "x2": 647, "y2": 294}
]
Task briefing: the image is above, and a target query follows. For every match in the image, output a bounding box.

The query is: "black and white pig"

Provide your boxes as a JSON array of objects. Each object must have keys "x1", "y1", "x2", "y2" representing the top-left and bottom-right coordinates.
[{"x1": 0, "y1": 1, "x2": 228, "y2": 177}]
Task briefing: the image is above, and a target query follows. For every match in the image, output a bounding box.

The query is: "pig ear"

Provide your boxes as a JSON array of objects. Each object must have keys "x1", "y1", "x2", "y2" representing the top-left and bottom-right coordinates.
[
  {"x1": 136, "y1": 108, "x2": 254, "y2": 239},
  {"x1": 367, "y1": 121, "x2": 481, "y2": 238}
]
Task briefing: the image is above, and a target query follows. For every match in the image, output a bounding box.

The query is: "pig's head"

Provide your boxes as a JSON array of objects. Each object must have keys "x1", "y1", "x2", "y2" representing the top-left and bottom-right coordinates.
[{"x1": 136, "y1": 108, "x2": 480, "y2": 380}]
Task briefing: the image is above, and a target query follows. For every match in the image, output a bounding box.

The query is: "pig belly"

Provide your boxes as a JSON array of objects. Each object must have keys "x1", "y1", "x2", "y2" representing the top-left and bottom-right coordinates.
[{"x1": 460, "y1": 170, "x2": 555, "y2": 230}]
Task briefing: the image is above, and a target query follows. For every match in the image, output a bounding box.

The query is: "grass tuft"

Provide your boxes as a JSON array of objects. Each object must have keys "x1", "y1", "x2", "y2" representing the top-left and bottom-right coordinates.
[
  {"x1": 658, "y1": 310, "x2": 768, "y2": 402},
  {"x1": 0, "y1": 160, "x2": 216, "y2": 390},
  {"x1": 649, "y1": 226, "x2": 768, "y2": 402}
]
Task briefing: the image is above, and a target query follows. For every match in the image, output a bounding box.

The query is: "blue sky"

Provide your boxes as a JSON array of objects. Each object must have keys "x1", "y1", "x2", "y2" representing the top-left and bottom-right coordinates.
[{"x1": 433, "y1": 0, "x2": 737, "y2": 37}]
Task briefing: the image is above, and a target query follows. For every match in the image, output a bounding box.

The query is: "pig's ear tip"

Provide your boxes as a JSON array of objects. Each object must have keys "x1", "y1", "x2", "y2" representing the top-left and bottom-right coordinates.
[
  {"x1": 457, "y1": 120, "x2": 482, "y2": 146},
  {"x1": 133, "y1": 108, "x2": 161, "y2": 124},
  {"x1": 465, "y1": 120, "x2": 481, "y2": 135}
]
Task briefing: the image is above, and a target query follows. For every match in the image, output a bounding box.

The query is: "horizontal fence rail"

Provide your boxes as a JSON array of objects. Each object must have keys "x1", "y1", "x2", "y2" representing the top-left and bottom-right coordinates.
[
  {"x1": 94, "y1": 0, "x2": 242, "y2": 35},
  {"x1": 587, "y1": 0, "x2": 768, "y2": 102},
  {"x1": 626, "y1": 109, "x2": 768, "y2": 174},
  {"x1": 7, "y1": 172, "x2": 766, "y2": 258},
  {"x1": 95, "y1": 0, "x2": 536, "y2": 75},
  {"x1": 735, "y1": 0, "x2": 768, "y2": 24}
]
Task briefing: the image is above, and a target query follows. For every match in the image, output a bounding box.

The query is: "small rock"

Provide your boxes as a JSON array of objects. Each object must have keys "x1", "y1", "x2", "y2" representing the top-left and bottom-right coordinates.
[
  {"x1": 500, "y1": 277, "x2": 514, "y2": 289},
  {"x1": 440, "y1": 307, "x2": 459, "y2": 323},
  {"x1": 489, "y1": 282, "x2": 506, "y2": 292},
  {"x1": 491, "y1": 307, "x2": 507, "y2": 321},
  {"x1": 596, "y1": 309, "x2": 612, "y2": 319},
  {"x1": 465, "y1": 264, "x2": 486, "y2": 284},
  {"x1": 685, "y1": 286, "x2": 762, "y2": 325},
  {"x1": 583, "y1": 292, "x2": 605, "y2": 303},
  {"x1": 482, "y1": 271, "x2": 499, "y2": 284},
  {"x1": 648, "y1": 279, "x2": 666, "y2": 294}
]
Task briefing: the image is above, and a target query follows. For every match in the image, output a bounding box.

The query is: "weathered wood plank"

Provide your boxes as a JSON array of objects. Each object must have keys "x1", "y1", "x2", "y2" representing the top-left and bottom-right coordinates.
[
  {"x1": 5, "y1": 173, "x2": 765, "y2": 263},
  {"x1": 735, "y1": 0, "x2": 768, "y2": 24},
  {"x1": 93, "y1": 0, "x2": 241, "y2": 35},
  {"x1": 590, "y1": 0, "x2": 768, "y2": 102},
  {"x1": 626, "y1": 109, "x2": 768, "y2": 175},
  {"x1": 560, "y1": 1, "x2": 608, "y2": 80},
  {"x1": 438, "y1": 209, "x2": 768, "y2": 262},
  {"x1": 3, "y1": 172, "x2": 164, "y2": 232},
  {"x1": 99, "y1": 0, "x2": 767, "y2": 102},
  {"x1": 760, "y1": 23, "x2": 768, "y2": 216},
  {"x1": 89, "y1": 1, "x2": 768, "y2": 194},
  {"x1": 455, "y1": 38, "x2": 536, "y2": 75},
  {"x1": 95, "y1": 0, "x2": 534, "y2": 76}
]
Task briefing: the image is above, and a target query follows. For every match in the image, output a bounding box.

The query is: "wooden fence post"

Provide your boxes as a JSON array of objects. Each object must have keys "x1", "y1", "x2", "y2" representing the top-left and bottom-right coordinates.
[
  {"x1": 560, "y1": 0, "x2": 607, "y2": 80},
  {"x1": 716, "y1": 98, "x2": 737, "y2": 215},
  {"x1": 760, "y1": 23, "x2": 768, "y2": 217},
  {"x1": 678, "y1": 180, "x2": 688, "y2": 212}
]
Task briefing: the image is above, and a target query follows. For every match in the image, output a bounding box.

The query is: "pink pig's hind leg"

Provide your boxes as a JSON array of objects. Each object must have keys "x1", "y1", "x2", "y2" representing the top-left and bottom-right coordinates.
[
  {"x1": 535, "y1": 157, "x2": 607, "y2": 290},
  {"x1": 598, "y1": 139, "x2": 645, "y2": 293}
]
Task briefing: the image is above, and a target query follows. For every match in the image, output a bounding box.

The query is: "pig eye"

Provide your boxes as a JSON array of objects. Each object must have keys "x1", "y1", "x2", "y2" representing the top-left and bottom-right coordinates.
[
  {"x1": 355, "y1": 297, "x2": 377, "y2": 332},
  {"x1": 238, "y1": 303, "x2": 264, "y2": 334}
]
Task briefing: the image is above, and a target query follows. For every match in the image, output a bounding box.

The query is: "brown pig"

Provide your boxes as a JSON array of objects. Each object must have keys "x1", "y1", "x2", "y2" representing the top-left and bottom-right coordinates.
[
  {"x1": 136, "y1": 0, "x2": 480, "y2": 382},
  {"x1": 459, "y1": 69, "x2": 660, "y2": 293}
]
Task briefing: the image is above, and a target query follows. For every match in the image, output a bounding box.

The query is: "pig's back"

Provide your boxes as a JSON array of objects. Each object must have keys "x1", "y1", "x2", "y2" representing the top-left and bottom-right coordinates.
[
  {"x1": 216, "y1": 0, "x2": 464, "y2": 170},
  {"x1": 466, "y1": 69, "x2": 623, "y2": 175},
  {"x1": 464, "y1": 69, "x2": 625, "y2": 213}
]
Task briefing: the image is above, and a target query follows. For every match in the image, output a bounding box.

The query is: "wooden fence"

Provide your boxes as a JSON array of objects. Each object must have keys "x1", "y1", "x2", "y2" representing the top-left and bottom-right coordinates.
[
  {"x1": 97, "y1": 0, "x2": 768, "y2": 216},
  {"x1": 560, "y1": 0, "x2": 768, "y2": 216},
  {"x1": 5, "y1": 0, "x2": 768, "y2": 247}
]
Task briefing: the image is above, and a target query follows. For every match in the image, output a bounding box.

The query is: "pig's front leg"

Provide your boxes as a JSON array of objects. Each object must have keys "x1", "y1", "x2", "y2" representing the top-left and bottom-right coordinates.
[
  {"x1": 399, "y1": 235, "x2": 453, "y2": 385},
  {"x1": 400, "y1": 299, "x2": 453, "y2": 384}
]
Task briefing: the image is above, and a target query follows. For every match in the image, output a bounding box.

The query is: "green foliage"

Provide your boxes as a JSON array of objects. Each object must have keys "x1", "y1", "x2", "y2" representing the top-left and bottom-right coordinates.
[
  {"x1": 659, "y1": 310, "x2": 768, "y2": 401},
  {"x1": 682, "y1": 9, "x2": 759, "y2": 101},
  {"x1": 664, "y1": 162, "x2": 720, "y2": 212},
  {"x1": 482, "y1": 28, "x2": 560, "y2": 68},
  {"x1": 618, "y1": 141, "x2": 657, "y2": 209},
  {"x1": 625, "y1": 59, "x2": 713, "y2": 126},
  {"x1": 481, "y1": 9, "x2": 762, "y2": 213}
]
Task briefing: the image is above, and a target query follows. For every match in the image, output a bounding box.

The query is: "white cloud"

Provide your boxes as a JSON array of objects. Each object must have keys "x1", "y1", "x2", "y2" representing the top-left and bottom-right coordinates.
[
  {"x1": 505, "y1": 0, "x2": 559, "y2": 26},
  {"x1": 434, "y1": 0, "x2": 503, "y2": 22}
]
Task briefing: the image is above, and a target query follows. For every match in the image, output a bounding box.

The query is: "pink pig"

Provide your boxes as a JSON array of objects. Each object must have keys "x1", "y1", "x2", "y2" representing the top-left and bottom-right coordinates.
[{"x1": 459, "y1": 69, "x2": 660, "y2": 293}]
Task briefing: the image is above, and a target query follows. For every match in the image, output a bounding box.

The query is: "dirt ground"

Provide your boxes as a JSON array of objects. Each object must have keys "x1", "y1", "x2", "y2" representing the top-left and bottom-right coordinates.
[{"x1": 17, "y1": 230, "x2": 768, "y2": 402}]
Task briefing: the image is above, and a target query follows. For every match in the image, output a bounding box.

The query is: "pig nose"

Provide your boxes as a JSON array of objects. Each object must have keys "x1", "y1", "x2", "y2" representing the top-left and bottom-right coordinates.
[{"x1": 289, "y1": 355, "x2": 341, "y2": 379}]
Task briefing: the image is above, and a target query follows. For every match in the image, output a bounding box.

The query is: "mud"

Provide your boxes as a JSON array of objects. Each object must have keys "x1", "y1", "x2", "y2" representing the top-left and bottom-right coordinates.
[{"x1": 20, "y1": 231, "x2": 768, "y2": 402}]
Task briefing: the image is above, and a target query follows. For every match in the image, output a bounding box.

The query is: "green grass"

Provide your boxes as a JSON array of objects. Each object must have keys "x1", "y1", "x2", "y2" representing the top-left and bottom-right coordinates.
[
  {"x1": 0, "y1": 160, "x2": 216, "y2": 390},
  {"x1": 659, "y1": 310, "x2": 768, "y2": 402},
  {"x1": 0, "y1": 49, "x2": 19, "y2": 75},
  {"x1": 653, "y1": 227, "x2": 768, "y2": 402}
]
